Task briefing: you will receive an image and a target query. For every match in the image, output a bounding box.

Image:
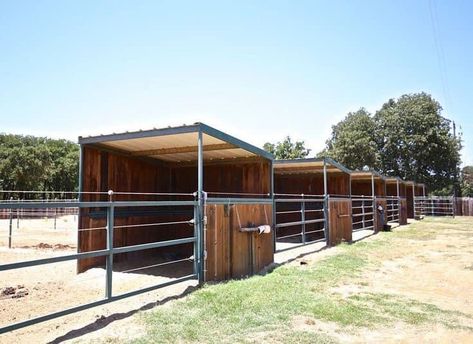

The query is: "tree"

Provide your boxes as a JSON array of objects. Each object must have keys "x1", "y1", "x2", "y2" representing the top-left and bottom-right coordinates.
[
  {"x1": 460, "y1": 166, "x2": 473, "y2": 197},
  {"x1": 319, "y1": 93, "x2": 462, "y2": 193},
  {"x1": 263, "y1": 136, "x2": 311, "y2": 159},
  {"x1": 374, "y1": 93, "x2": 461, "y2": 192},
  {"x1": 0, "y1": 134, "x2": 79, "y2": 199},
  {"x1": 318, "y1": 108, "x2": 378, "y2": 170}
]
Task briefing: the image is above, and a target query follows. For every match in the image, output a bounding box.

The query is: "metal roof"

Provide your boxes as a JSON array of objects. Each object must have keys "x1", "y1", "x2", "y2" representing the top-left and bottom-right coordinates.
[
  {"x1": 273, "y1": 157, "x2": 352, "y2": 175},
  {"x1": 78, "y1": 122, "x2": 273, "y2": 163}
]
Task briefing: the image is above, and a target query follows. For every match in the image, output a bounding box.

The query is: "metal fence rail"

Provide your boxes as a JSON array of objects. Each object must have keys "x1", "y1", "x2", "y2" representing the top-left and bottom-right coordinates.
[
  {"x1": 351, "y1": 196, "x2": 374, "y2": 231},
  {"x1": 386, "y1": 197, "x2": 400, "y2": 223},
  {"x1": 414, "y1": 196, "x2": 455, "y2": 217},
  {"x1": 0, "y1": 196, "x2": 201, "y2": 334},
  {"x1": 274, "y1": 194, "x2": 326, "y2": 251}
]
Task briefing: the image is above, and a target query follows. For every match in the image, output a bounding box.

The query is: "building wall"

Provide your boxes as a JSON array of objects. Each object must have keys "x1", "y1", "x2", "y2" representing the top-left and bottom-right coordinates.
[
  {"x1": 351, "y1": 179, "x2": 386, "y2": 197},
  {"x1": 274, "y1": 172, "x2": 350, "y2": 196}
]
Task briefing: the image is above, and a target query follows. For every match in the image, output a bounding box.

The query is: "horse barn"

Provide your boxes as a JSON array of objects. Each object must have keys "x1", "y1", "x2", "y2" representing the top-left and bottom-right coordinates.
[
  {"x1": 385, "y1": 176, "x2": 407, "y2": 225},
  {"x1": 350, "y1": 170, "x2": 387, "y2": 232},
  {"x1": 273, "y1": 158, "x2": 352, "y2": 249},
  {"x1": 77, "y1": 123, "x2": 274, "y2": 282}
]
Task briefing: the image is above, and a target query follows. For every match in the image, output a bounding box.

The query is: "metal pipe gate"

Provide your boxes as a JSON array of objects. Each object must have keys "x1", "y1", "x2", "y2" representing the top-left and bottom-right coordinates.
[
  {"x1": 414, "y1": 196, "x2": 455, "y2": 217},
  {"x1": 274, "y1": 194, "x2": 326, "y2": 251},
  {"x1": 0, "y1": 196, "x2": 201, "y2": 334}
]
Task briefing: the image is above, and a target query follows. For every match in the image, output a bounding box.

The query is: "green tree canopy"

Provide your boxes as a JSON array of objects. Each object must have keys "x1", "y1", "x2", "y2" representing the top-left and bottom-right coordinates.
[
  {"x1": 263, "y1": 136, "x2": 311, "y2": 159},
  {"x1": 320, "y1": 93, "x2": 462, "y2": 193},
  {"x1": 0, "y1": 134, "x2": 79, "y2": 199},
  {"x1": 318, "y1": 108, "x2": 378, "y2": 170},
  {"x1": 461, "y1": 166, "x2": 473, "y2": 197}
]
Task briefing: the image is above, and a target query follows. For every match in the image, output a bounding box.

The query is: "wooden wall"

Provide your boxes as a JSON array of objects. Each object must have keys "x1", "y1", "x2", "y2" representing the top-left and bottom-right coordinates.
[
  {"x1": 406, "y1": 185, "x2": 414, "y2": 219},
  {"x1": 78, "y1": 145, "x2": 272, "y2": 275},
  {"x1": 456, "y1": 198, "x2": 473, "y2": 216},
  {"x1": 415, "y1": 186, "x2": 425, "y2": 196},
  {"x1": 374, "y1": 198, "x2": 387, "y2": 232},
  {"x1": 386, "y1": 183, "x2": 398, "y2": 197},
  {"x1": 328, "y1": 199, "x2": 352, "y2": 245},
  {"x1": 351, "y1": 179, "x2": 386, "y2": 197},
  {"x1": 205, "y1": 204, "x2": 273, "y2": 281},
  {"x1": 274, "y1": 172, "x2": 350, "y2": 196},
  {"x1": 399, "y1": 183, "x2": 407, "y2": 197}
]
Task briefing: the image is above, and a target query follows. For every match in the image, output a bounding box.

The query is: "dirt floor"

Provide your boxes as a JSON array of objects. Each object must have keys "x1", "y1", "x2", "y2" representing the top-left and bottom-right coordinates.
[{"x1": 0, "y1": 216, "x2": 197, "y2": 343}]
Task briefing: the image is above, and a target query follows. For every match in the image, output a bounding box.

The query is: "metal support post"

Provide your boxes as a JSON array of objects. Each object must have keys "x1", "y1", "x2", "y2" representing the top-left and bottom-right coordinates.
[
  {"x1": 323, "y1": 159, "x2": 329, "y2": 245},
  {"x1": 8, "y1": 207, "x2": 13, "y2": 249},
  {"x1": 197, "y1": 129, "x2": 204, "y2": 284},
  {"x1": 105, "y1": 191, "x2": 114, "y2": 299},
  {"x1": 301, "y1": 194, "x2": 306, "y2": 244},
  {"x1": 324, "y1": 195, "x2": 329, "y2": 245}
]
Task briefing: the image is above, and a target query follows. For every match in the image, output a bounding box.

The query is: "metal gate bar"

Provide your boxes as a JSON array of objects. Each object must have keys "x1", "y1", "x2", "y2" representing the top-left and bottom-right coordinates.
[
  {"x1": 351, "y1": 196, "x2": 374, "y2": 231},
  {"x1": 0, "y1": 198, "x2": 199, "y2": 334},
  {"x1": 274, "y1": 195, "x2": 326, "y2": 251}
]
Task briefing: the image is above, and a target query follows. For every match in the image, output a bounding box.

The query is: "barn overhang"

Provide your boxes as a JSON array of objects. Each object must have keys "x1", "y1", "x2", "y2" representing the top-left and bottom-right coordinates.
[{"x1": 78, "y1": 122, "x2": 273, "y2": 164}]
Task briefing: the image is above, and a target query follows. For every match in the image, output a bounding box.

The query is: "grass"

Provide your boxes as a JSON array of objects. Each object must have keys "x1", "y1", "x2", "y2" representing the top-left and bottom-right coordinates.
[{"x1": 132, "y1": 217, "x2": 473, "y2": 343}]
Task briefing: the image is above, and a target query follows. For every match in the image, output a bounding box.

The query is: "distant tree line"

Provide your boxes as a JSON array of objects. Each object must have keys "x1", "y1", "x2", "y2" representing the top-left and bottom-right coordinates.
[
  {"x1": 264, "y1": 92, "x2": 463, "y2": 195},
  {"x1": 0, "y1": 134, "x2": 79, "y2": 199}
]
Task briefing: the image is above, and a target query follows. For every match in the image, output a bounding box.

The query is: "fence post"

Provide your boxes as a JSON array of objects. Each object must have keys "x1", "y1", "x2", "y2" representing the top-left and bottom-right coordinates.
[
  {"x1": 8, "y1": 205, "x2": 13, "y2": 249},
  {"x1": 105, "y1": 190, "x2": 114, "y2": 299},
  {"x1": 323, "y1": 194, "x2": 330, "y2": 245},
  {"x1": 192, "y1": 194, "x2": 200, "y2": 281},
  {"x1": 361, "y1": 198, "x2": 365, "y2": 229},
  {"x1": 301, "y1": 194, "x2": 306, "y2": 244},
  {"x1": 16, "y1": 199, "x2": 19, "y2": 229},
  {"x1": 54, "y1": 198, "x2": 57, "y2": 230}
]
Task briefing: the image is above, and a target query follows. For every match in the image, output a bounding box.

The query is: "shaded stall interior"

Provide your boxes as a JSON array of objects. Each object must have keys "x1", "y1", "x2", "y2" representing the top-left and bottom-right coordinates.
[
  {"x1": 385, "y1": 177, "x2": 407, "y2": 225},
  {"x1": 273, "y1": 158, "x2": 352, "y2": 248},
  {"x1": 78, "y1": 123, "x2": 274, "y2": 282},
  {"x1": 351, "y1": 171, "x2": 386, "y2": 232},
  {"x1": 405, "y1": 181, "x2": 415, "y2": 219},
  {"x1": 415, "y1": 183, "x2": 426, "y2": 197}
]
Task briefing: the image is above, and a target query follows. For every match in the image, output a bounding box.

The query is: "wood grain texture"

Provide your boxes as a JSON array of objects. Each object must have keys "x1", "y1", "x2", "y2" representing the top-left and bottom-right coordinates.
[
  {"x1": 328, "y1": 199, "x2": 352, "y2": 245},
  {"x1": 274, "y1": 172, "x2": 350, "y2": 196},
  {"x1": 399, "y1": 199, "x2": 408, "y2": 225},
  {"x1": 406, "y1": 186, "x2": 414, "y2": 219},
  {"x1": 204, "y1": 204, "x2": 273, "y2": 281},
  {"x1": 351, "y1": 179, "x2": 386, "y2": 197},
  {"x1": 374, "y1": 198, "x2": 387, "y2": 233}
]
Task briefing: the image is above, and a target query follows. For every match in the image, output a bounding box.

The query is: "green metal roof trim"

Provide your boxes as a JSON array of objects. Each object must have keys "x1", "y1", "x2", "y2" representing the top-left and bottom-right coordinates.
[{"x1": 78, "y1": 122, "x2": 274, "y2": 161}]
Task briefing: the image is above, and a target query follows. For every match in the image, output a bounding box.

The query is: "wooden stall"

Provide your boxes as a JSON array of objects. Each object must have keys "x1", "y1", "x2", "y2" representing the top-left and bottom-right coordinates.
[
  {"x1": 351, "y1": 171, "x2": 386, "y2": 232},
  {"x1": 385, "y1": 177, "x2": 407, "y2": 225},
  {"x1": 405, "y1": 181, "x2": 415, "y2": 219},
  {"x1": 273, "y1": 158, "x2": 352, "y2": 247},
  {"x1": 78, "y1": 123, "x2": 274, "y2": 282}
]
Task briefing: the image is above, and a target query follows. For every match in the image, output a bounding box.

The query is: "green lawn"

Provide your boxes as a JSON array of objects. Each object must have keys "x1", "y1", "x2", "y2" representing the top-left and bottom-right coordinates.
[{"x1": 131, "y1": 217, "x2": 473, "y2": 343}]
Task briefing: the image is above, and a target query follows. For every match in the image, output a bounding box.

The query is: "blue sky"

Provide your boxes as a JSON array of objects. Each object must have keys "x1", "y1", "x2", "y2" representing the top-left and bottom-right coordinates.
[{"x1": 0, "y1": 0, "x2": 471, "y2": 164}]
